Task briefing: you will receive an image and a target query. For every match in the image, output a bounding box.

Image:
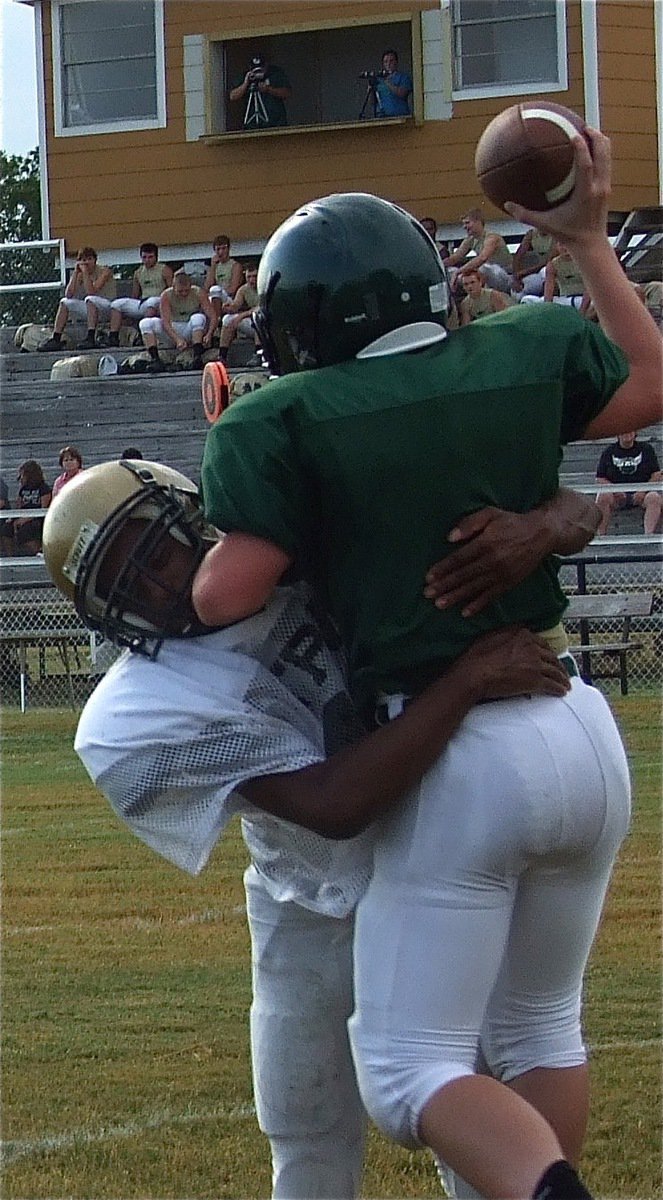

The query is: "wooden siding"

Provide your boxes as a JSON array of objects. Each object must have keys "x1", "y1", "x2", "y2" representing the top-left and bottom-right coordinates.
[
  {"x1": 41, "y1": 0, "x2": 659, "y2": 258},
  {"x1": 597, "y1": 1, "x2": 659, "y2": 205}
]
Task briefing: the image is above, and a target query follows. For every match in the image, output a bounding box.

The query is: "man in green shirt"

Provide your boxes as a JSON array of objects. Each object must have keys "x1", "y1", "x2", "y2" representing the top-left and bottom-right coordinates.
[{"x1": 192, "y1": 130, "x2": 662, "y2": 1200}]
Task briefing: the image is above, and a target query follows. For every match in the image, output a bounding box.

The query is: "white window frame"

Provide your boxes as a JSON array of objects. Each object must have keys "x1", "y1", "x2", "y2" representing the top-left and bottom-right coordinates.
[
  {"x1": 450, "y1": 0, "x2": 567, "y2": 101},
  {"x1": 52, "y1": 0, "x2": 166, "y2": 137},
  {"x1": 200, "y1": 14, "x2": 422, "y2": 141}
]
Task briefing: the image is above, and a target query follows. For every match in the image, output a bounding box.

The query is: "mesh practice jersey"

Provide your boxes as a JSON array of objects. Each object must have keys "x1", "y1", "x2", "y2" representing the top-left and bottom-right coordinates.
[{"x1": 75, "y1": 584, "x2": 373, "y2": 916}]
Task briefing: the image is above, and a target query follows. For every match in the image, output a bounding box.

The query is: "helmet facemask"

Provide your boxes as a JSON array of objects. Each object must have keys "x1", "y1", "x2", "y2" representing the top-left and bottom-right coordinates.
[{"x1": 62, "y1": 468, "x2": 214, "y2": 657}]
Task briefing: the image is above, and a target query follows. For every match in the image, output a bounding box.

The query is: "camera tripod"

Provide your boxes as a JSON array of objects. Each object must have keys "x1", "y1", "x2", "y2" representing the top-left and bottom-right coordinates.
[
  {"x1": 358, "y1": 80, "x2": 380, "y2": 120},
  {"x1": 245, "y1": 81, "x2": 269, "y2": 128}
]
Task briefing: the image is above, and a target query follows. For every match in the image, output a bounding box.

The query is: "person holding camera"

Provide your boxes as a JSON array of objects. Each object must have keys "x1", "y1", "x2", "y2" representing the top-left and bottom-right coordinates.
[
  {"x1": 375, "y1": 49, "x2": 412, "y2": 117},
  {"x1": 229, "y1": 53, "x2": 292, "y2": 129}
]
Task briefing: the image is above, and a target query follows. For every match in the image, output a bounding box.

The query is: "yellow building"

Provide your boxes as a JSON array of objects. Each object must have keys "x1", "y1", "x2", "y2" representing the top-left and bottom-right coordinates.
[{"x1": 24, "y1": 0, "x2": 663, "y2": 264}]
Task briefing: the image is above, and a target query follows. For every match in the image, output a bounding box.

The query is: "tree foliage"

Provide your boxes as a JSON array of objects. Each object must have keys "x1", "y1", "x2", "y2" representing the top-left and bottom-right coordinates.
[
  {"x1": 0, "y1": 148, "x2": 41, "y2": 243},
  {"x1": 0, "y1": 149, "x2": 59, "y2": 326}
]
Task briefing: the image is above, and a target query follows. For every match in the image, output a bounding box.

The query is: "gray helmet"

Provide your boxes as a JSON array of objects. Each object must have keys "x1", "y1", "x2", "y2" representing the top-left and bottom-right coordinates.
[{"x1": 253, "y1": 192, "x2": 451, "y2": 374}]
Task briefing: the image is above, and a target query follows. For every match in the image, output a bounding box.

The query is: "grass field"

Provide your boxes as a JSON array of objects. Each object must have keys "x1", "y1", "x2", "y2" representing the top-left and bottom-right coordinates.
[{"x1": 2, "y1": 697, "x2": 661, "y2": 1200}]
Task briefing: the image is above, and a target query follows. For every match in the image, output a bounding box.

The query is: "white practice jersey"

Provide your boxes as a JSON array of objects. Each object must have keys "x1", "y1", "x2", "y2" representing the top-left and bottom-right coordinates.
[{"x1": 75, "y1": 583, "x2": 374, "y2": 916}]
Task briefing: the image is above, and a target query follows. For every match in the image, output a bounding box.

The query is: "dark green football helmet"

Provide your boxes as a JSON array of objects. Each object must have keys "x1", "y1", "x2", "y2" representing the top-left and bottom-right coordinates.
[{"x1": 254, "y1": 192, "x2": 451, "y2": 374}]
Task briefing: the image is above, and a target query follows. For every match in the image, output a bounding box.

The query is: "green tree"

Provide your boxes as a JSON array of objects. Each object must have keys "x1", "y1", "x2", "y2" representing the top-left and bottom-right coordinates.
[
  {"x1": 0, "y1": 147, "x2": 41, "y2": 242},
  {"x1": 0, "y1": 148, "x2": 59, "y2": 326}
]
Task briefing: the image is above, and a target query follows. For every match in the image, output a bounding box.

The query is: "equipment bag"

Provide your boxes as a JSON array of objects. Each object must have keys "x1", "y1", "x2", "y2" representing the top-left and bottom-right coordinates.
[
  {"x1": 15, "y1": 324, "x2": 60, "y2": 352},
  {"x1": 50, "y1": 355, "x2": 100, "y2": 380}
]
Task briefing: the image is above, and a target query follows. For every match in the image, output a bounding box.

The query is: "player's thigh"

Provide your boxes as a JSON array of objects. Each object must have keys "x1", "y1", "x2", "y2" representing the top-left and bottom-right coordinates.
[
  {"x1": 354, "y1": 684, "x2": 629, "y2": 1051},
  {"x1": 63, "y1": 297, "x2": 87, "y2": 318},
  {"x1": 139, "y1": 297, "x2": 160, "y2": 315},
  {"x1": 351, "y1": 725, "x2": 521, "y2": 1049},
  {"x1": 86, "y1": 295, "x2": 112, "y2": 314},
  {"x1": 244, "y1": 865, "x2": 360, "y2": 1136},
  {"x1": 481, "y1": 682, "x2": 631, "y2": 1079}
]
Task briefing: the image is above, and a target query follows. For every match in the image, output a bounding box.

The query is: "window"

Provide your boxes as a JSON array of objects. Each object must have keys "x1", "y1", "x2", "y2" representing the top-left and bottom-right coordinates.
[
  {"x1": 53, "y1": 0, "x2": 166, "y2": 136},
  {"x1": 203, "y1": 20, "x2": 417, "y2": 138},
  {"x1": 452, "y1": 0, "x2": 567, "y2": 99}
]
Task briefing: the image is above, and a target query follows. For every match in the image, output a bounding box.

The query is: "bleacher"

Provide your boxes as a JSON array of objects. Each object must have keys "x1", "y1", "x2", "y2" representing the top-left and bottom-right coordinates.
[{"x1": 1, "y1": 324, "x2": 260, "y2": 488}]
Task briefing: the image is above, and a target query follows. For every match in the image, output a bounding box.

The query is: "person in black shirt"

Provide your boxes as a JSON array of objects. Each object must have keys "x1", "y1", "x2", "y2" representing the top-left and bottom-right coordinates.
[{"x1": 595, "y1": 431, "x2": 662, "y2": 534}]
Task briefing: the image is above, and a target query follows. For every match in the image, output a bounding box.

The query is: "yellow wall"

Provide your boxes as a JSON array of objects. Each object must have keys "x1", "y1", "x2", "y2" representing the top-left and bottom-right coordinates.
[
  {"x1": 597, "y1": 1, "x2": 659, "y2": 206},
  {"x1": 41, "y1": 0, "x2": 659, "y2": 257}
]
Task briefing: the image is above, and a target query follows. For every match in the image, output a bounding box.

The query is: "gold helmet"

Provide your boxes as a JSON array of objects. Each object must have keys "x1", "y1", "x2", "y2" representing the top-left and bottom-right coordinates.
[{"x1": 43, "y1": 459, "x2": 218, "y2": 655}]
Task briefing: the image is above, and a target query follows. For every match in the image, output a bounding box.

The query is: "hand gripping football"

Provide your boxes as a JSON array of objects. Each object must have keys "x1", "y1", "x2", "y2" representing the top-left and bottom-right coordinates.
[{"x1": 475, "y1": 101, "x2": 589, "y2": 212}]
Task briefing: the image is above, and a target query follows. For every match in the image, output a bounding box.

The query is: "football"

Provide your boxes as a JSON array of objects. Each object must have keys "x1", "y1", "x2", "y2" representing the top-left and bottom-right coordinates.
[{"x1": 475, "y1": 101, "x2": 589, "y2": 213}]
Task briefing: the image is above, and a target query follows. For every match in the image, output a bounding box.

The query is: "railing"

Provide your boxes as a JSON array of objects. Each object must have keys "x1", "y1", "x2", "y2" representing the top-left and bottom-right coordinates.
[{"x1": 0, "y1": 239, "x2": 66, "y2": 326}]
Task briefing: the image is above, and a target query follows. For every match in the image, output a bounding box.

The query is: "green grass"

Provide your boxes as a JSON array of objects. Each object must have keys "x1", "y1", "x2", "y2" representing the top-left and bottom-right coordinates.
[{"x1": 2, "y1": 698, "x2": 661, "y2": 1199}]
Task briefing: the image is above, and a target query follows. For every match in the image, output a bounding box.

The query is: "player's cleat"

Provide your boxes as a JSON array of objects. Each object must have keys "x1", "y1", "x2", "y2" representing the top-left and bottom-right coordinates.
[{"x1": 533, "y1": 1161, "x2": 594, "y2": 1200}]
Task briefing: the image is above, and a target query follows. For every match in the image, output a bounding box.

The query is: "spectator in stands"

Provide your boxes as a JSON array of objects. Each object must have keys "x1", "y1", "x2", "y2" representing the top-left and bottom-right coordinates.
[
  {"x1": 458, "y1": 268, "x2": 514, "y2": 325},
  {"x1": 204, "y1": 235, "x2": 244, "y2": 324},
  {"x1": 120, "y1": 447, "x2": 143, "y2": 460},
  {"x1": 643, "y1": 280, "x2": 662, "y2": 328},
  {"x1": 218, "y1": 263, "x2": 261, "y2": 366},
  {"x1": 13, "y1": 460, "x2": 51, "y2": 555},
  {"x1": 106, "y1": 244, "x2": 173, "y2": 347},
  {"x1": 511, "y1": 227, "x2": 555, "y2": 298},
  {"x1": 443, "y1": 208, "x2": 513, "y2": 293},
  {"x1": 419, "y1": 217, "x2": 450, "y2": 259},
  {"x1": 0, "y1": 475, "x2": 13, "y2": 556},
  {"x1": 595, "y1": 431, "x2": 663, "y2": 536},
  {"x1": 139, "y1": 269, "x2": 217, "y2": 374},
  {"x1": 39, "y1": 247, "x2": 116, "y2": 352},
  {"x1": 229, "y1": 52, "x2": 292, "y2": 129},
  {"x1": 375, "y1": 50, "x2": 412, "y2": 118},
  {"x1": 521, "y1": 244, "x2": 587, "y2": 310},
  {"x1": 52, "y1": 446, "x2": 84, "y2": 498},
  {"x1": 544, "y1": 243, "x2": 587, "y2": 309}
]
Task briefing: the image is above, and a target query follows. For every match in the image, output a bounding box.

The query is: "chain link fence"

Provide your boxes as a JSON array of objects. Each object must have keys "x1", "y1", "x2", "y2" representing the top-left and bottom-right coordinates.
[
  {"x1": 0, "y1": 559, "x2": 660, "y2": 712},
  {"x1": 0, "y1": 239, "x2": 66, "y2": 328},
  {"x1": 560, "y1": 554, "x2": 662, "y2": 696},
  {"x1": 0, "y1": 583, "x2": 119, "y2": 711}
]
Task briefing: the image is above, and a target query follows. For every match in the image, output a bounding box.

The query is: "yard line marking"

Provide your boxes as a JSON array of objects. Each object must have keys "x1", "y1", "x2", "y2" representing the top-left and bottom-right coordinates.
[
  {"x1": 1, "y1": 1102, "x2": 257, "y2": 1165},
  {"x1": 3, "y1": 905, "x2": 247, "y2": 936},
  {"x1": 3, "y1": 1038, "x2": 660, "y2": 1164}
]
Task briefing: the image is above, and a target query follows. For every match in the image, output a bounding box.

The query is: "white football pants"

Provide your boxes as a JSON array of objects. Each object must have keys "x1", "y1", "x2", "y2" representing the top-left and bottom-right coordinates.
[
  {"x1": 110, "y1": 296, "x2": 162, "y2": 318},
  {"x1": 244, "y1": 865, "x2": 367, "y2": 1199},
  {"x1": 349, "y1": 679, "x2": 630, "y2": 1148}
]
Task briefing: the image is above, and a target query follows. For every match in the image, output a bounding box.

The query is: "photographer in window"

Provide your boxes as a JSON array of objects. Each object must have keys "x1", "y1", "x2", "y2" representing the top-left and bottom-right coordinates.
[
  {"x1": 229, "y1": 53, "x2": 292, "y2": 130},
  {"x1": 375, "y1": 49, "x2": 412, "y2": 117}
]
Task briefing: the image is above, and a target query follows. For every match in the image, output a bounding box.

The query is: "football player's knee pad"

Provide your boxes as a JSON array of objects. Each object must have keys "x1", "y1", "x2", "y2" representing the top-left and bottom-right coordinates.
[
  {"x1": 349, "y1": 1023, "x2": 474, "y2": 1147},
  {"x1": 251, "y1": 1003, "x2": 362, "y2": 1138}
]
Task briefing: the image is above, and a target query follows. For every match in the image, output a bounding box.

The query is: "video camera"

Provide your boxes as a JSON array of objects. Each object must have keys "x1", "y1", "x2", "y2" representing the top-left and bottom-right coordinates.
[
  {"x1": 359, "y1": 68, "x2": 387, "y2": 83},
  {"x1": 248, "y1": 55, "x2": 267, "y2": 84}
]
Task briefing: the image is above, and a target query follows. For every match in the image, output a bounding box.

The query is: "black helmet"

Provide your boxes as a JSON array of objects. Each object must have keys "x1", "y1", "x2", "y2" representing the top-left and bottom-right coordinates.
[{"x1": 253, "y1": 193, "x2": 451, "y2": 374}]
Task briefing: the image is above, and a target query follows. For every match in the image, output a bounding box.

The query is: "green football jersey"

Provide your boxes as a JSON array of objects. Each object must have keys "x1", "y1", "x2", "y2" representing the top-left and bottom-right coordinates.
[{"x1": 202, "y1": 304, "x2": 628, "y2": 707}]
